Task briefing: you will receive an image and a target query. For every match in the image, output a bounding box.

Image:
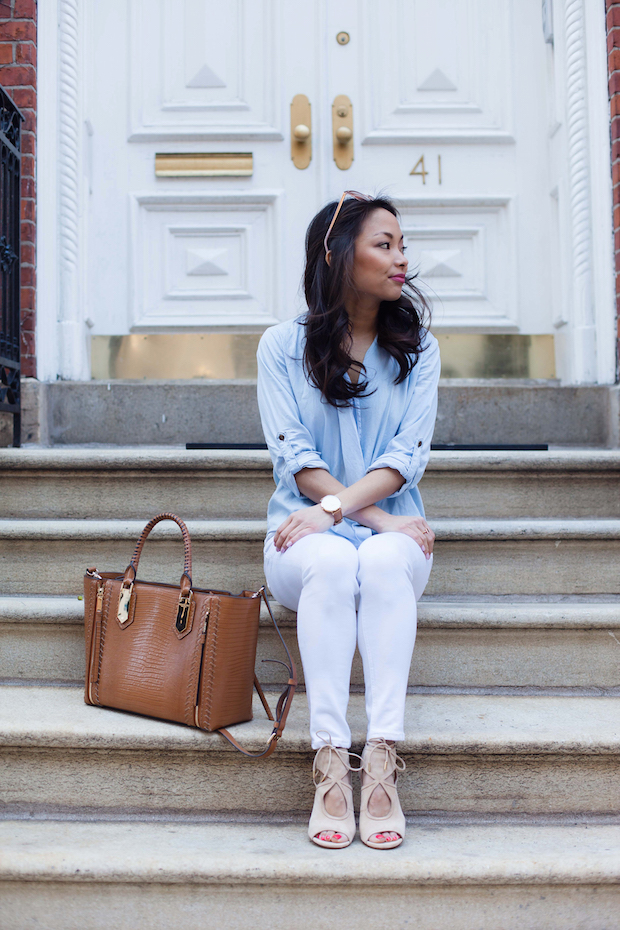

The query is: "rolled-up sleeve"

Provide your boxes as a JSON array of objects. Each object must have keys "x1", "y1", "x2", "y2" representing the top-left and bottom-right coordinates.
[
  {"x1": 257, "y1": 328, "x2": 330, "y2": 497},
  {"x1": 366, "y1": 335, "x2": 440, "y2": 497}
]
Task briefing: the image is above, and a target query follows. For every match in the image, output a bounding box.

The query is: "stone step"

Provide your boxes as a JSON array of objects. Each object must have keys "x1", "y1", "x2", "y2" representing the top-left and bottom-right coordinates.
[
  {"x1": 1, "y1": 819, "x2": 619, "y2": 930},
  {"x1": 28, "y1": 377, "x2": 620, "y2": 446},
  {"x1": 2, "y1": 518, "x2": 620, "y2": 597},
  {"x1": 2, "y1": 595, "x2": 620, "y2": 689},
  {"x1": 2, "y1": 686, "x2": 620, "y2": 819},
  {"x1": 1, "y1": 447, "x2": 620, "y2": 519}
]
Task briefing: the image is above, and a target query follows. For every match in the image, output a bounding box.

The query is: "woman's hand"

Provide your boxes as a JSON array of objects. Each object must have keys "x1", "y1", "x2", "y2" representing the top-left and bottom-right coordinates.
[
  {"x1": 273, "y1": 505, "x2": 335, "y2": 552},
  {"x1": 376, "y1": 514, "x2": 435, "y2": 559}
]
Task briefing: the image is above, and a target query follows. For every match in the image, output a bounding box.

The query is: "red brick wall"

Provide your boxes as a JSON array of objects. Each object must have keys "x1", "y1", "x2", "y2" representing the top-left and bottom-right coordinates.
[
  {"x1": 608, "y1": 0, "x2": 620, "y2": 378},
  {"x1": 0, "y1": 0, "x2": 36, "y2": 378}
]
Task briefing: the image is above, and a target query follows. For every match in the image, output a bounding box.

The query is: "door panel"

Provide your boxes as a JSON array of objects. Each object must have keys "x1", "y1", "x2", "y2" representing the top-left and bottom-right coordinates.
[
  {"x1": 130, "y1": 193, "x2": 280, "y2": 328},
  {"x1": 359, "y1": 0, "x2": 512, "y2": 143},
  {"x1": 129, "y1": 0, "x2": 283, "y2": 141},
  {"x1": 397, "y1": 198, "x2": 516, "y2": 329}
]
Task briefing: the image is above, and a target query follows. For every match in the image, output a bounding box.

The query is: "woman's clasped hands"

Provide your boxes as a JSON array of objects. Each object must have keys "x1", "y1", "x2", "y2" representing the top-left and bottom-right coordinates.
[{"x1": 273, "y1": 507, "x2": 434, "y2": 559}]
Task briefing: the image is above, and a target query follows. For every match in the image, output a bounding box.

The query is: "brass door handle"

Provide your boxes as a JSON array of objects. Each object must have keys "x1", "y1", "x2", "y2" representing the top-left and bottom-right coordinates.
[
  {"x1": 332, "y1": 95, "x2": 353, "y2": 169},
  {"x1": 291, "y1": 95, "x2": 312, "y2": 169}
]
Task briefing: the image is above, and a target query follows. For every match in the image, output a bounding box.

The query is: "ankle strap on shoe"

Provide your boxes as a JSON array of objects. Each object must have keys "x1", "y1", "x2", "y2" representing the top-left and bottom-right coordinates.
[
  {"x1": 313, "y1": 737, "x2": 363, "y2": 786},
  {"x1": 362, "y1": 739, "x2": 406, "y2": 777}
]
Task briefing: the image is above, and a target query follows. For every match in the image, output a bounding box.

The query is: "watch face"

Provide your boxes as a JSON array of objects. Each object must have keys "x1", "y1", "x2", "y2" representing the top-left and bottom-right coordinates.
[{"x1": 321, "y1": 495, "x2": 341, "y2": 512}]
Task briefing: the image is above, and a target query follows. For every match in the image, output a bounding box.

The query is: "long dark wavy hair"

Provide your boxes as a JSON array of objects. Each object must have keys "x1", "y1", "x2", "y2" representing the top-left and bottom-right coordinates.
[{"x1": 302, "y1": 194, "x2": 431, "y2": 407}]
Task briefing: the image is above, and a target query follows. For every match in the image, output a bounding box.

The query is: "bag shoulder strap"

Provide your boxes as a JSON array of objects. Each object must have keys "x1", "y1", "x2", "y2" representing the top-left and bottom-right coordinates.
[{"x1": 217, "y1": 588, "x2": 297, "y2": 759}]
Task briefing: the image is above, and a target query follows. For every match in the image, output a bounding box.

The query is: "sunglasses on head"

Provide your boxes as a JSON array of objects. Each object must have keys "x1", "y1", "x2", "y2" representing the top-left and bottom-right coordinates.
[{"x1": 323, "y1": 190, "x2": 373, "y2": 257}]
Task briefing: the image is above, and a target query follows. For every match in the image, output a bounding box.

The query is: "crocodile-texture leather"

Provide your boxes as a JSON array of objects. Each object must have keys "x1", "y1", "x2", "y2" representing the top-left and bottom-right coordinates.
[
  {"x1": 84, "y1": 578, "x2": 259, "y2": 727},
  {"x1": 84, "y1": 570, "x2": 121, "y2": 706},
  {"x1": 196, "y1": 592, "x2": 260, "y2": 730},
  {"x1": 82, "y1": 514, "x2": 298, "y2": 754},
  {"x1": 83, "y1": 573, "x2": 99, "y2": 702},
  {"x1": 95, "y1": 578, "x2": 212, "y2": 725}
]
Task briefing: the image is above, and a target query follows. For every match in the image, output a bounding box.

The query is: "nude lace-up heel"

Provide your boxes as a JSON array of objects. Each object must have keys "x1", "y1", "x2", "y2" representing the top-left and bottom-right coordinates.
[
  {"x1": 359, "y1": 738, "x2": 407, "y2": 849},
  {"x1": 308, "y1": 735, "x2": 362, "y2": 849}
]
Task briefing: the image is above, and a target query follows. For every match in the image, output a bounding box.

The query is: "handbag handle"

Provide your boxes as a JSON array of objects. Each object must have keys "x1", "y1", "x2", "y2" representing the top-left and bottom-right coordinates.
[
  {"x1": 218, "y1": 588, "x2": 298, "y2": 759},
  {"x1": 122, "y1": 512, "x2": 192, "y2": 597}
]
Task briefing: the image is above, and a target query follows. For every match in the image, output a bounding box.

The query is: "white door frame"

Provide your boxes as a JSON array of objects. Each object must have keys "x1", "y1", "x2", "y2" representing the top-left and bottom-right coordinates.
[
  {"x1": 36, "y1": 0, "x2": 617, "y2": 384},
  {"x1": 550, "y1": 0, "x2": 616, "y2": 383},
  {"x1": 37, "y1": 0, "x2": 90, "y2": 382}
]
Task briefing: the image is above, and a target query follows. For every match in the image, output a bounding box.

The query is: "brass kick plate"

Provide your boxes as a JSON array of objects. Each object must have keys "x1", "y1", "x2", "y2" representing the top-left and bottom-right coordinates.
[
  {"x1": 91, "y1": 333, "x2": 556, "y2": 381},
  {"x1": 332, "y1": 95, "x2": 354, "y2": 170},
  {"x1": 290, "y1": 94, "x2": 312, "y2": 169},
  {"x1": 155, "y1": 153, "x2": 253, "y2": 177},
  {"x1": 436, "y1": 334, "x2": 556, "y2": 380}
]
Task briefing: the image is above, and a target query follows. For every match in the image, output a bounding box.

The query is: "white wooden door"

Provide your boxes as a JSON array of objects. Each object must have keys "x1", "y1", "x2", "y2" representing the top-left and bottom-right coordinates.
[
  {"x1": 322, "y1": 0, "x2": 553, "y2": 336},
  {"x1": 81, "y1": 0, "x2": 598, "y2": 369}
]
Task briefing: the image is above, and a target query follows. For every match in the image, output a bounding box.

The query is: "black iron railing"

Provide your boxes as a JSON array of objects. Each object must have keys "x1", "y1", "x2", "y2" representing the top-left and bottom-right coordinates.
[{"x1": 0, "y1": 85, "x2": 24, "y2": 447}]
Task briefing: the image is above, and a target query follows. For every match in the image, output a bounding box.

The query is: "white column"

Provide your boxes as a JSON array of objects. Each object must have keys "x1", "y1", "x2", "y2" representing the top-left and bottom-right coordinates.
[
  {"x1": 36, "y1": 0, "x2": 89, "y2": 381},
  {"x1": 564, "y1": 0, "x2": 597, "y2": 383},
  {"x1": 35, "y1": 0, "x2": 60, "y2": 382},
  {"x1": 57, "y1": 0, "x2": 88, "y2": 379},
  {"x1": 584, "y1": 0, "x2": 617, "y2": 384}
]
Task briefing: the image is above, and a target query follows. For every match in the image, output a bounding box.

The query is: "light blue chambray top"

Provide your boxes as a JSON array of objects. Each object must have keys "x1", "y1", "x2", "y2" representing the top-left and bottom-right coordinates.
[{"x1": 256, "y1": 317, "x2": 441, "y2": 548}]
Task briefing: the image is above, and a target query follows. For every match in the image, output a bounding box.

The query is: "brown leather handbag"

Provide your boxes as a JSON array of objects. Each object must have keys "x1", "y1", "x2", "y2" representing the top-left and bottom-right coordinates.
[{"x1": 84, "y1": 512, "x2": 296, "y2": 757}]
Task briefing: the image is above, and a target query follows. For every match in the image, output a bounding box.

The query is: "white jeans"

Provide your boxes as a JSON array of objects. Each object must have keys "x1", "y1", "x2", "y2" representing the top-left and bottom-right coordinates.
[{"x1": 264, "y1": 531, "x2": 432, "y2": 749}]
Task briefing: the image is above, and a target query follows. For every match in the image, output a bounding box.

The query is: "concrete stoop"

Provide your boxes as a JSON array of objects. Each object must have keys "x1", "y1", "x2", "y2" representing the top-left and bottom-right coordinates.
[
  {"x1": 2, "y1": 517, "x2": 620, "y2": 597},
  {"x1": 2, "y1": 447, "x2": 620, "y2": 519},
  {"x1": 2, "y1": 594, "x2": 620, "y2": 688},
  {"x1": 1, "y1": 446, "x2": 619, "y2": 927},
  {"x1": 12, "y1": 378, "x2": 620, "y2": 447},
  {"x1": 1, "y1": 820, "x2": 620, "y2": 930},
  {"x1": 2, "y1": 687, "x2": 620, "y2": 818}
]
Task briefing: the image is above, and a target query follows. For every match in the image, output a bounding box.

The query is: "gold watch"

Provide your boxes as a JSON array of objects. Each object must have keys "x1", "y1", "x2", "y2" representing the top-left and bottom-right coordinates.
[{"x1": 320, "y1": 494, "x2": 343, "y2": 525}]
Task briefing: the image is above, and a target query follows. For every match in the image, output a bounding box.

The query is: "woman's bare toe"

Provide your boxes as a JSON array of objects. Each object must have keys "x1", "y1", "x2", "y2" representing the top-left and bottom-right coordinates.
[
  {"x1": 316, "y1": 829, "x2": 348, "y2": 844},
  {"x1": 370, "y1": 831, "x2": 400, "y2": 844}
]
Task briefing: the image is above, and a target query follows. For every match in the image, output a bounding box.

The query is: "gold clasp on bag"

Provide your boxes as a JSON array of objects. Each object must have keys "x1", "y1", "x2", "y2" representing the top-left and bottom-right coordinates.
[
  {"x1": 117, "y1": 583, "x2": 133, "y2": 624},
  {"x1": 176, "y1": 593, "x2": 193, "y2": 634}
]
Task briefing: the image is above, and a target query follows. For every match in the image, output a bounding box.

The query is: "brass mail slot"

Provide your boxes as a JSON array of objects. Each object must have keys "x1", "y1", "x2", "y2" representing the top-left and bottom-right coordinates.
[{"x1": 155, "y1": 153, "x2": 253, "y2": 177}]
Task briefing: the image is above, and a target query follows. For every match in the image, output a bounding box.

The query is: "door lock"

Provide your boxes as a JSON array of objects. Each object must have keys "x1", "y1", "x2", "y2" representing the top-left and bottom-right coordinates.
[
  {"x1": 290, "y1": 94, "x2": 312, "y2": 170},
  {"x1": 332, "y1": 95, "x2": 354, "y2": 170}
]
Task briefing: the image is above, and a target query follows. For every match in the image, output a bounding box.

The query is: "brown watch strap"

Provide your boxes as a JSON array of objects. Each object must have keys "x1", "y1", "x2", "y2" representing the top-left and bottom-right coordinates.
[{"x1": 320, "y1": 497, "x2": 343, "y2": 525}]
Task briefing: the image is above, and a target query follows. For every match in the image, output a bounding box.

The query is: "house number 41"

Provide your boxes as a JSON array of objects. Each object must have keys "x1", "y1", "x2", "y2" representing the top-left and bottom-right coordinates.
[{"x1": 410, "y1": 155, "x2": 442, "y2": 184}]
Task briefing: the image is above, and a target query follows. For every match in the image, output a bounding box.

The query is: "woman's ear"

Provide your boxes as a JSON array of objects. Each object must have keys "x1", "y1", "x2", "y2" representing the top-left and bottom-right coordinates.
[{"x1": 325, "y1": 250, "x2": 332, "y2": 267}]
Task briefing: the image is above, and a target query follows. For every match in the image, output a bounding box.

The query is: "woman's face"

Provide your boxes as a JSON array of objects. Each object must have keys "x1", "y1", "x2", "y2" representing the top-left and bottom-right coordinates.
[{"x1": 349, "y1": 208, "x2": 408, "y2": 303}]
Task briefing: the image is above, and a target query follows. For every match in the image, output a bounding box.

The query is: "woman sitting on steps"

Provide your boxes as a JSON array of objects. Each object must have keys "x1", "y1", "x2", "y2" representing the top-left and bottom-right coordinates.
[{"x1": 257, "y1": 191, "x2": 440, "y2": 849}]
